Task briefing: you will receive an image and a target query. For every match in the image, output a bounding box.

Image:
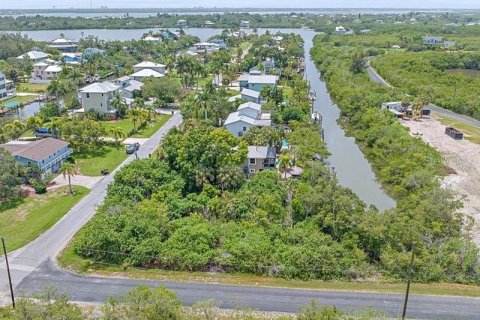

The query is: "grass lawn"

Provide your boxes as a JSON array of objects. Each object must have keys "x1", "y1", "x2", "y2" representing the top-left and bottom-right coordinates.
[
  {"x1": 104, "y1": 115, "x2": 171, "y2": 139},
  {"x1": 434, "y1": 112, "x2": 480, "y2": 145},
  {"x1": 58, "y1": 244, "x2": 480, "y2": 298},
  {"x1": 0, "y1": 95, "x2": 35, "y2": 107},
  {"x1": 16, "y1": 83, "x2": 48, "y2": 93},
  {"x1": 74, "y1": 145, "x2": 128, "y2": 176},
  {"x1": 0, "y1": 186, "x2": 89, "y2": 253}
]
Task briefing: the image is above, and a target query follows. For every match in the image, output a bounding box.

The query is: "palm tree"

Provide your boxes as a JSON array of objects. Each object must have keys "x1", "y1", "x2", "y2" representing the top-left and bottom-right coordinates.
[
  {"x1": 109, "y1": 126, "x2": 125, "y2": 146},
  {"x1": 0, "y1": 127, "x2": 8, "y2": 143},
  {"x1": 60, "y1": 162, "x2": 79, "y2": 195},
  {"x1": 127, "y1": 108, "x2": 144, "y2": 133},
  {"x1": 278, "y1": 153, "x2": 293, "y2": 180},
  {"x1": 217, "y1": 165, "x2": 244, "y2": 192},
  {"x1": 25, "y1": 116, "x2": 43, "y2": 132},
  {"x1": 45, "y1": 118, "x2": 61, "y2": 138},
  {"x1": 47, "y1": 78, "x2": 68, "y2": 100},
  {"x1": 69, "y1": 67, "x2": 84, "y2": 95},
  {"x1": 4, "y1": 120, "x2": 25, "y2": 139},
  {"x1": 111, "y1": 93, "x2": 127, "y2": 118}
]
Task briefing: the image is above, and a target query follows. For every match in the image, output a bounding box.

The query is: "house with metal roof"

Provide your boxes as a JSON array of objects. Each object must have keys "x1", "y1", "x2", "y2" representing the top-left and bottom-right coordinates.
[
  {"x1": 48, "y1": 38, "x2": 78, "y2": 53},
  {"x1": 237, "y1": 73, "x2": 278, "y2": 92},
  {"x1": 245, "y1": 146, "x2": 277, "y2": 175},
  {"x1": 1, "y1": 138, "x2": 72, "y2": 176},
  {"x1": 240, "y1": 88, "x2": 261, "y2": 104},
  {"x1": 17, "y1": 50, "x2": 49, "y2": 62},
  {"x1": 31, "y1": 60, "x2": 62, "y2": 83},
  {"x1": 112, "y1": 76, "x2": 144, "y2": 99},
  {"x1": 130, "y1": 68, "x2": 165, "y2": 82},
  {"x1": 224, "y1": 102, "x2": 271, "y2": 137},
  {"x1": 79, "y1": 82, "x2": 120, "y2": 117},
  {"x1": 133, "y1": 61, "x2": 167, "y2": 75}
]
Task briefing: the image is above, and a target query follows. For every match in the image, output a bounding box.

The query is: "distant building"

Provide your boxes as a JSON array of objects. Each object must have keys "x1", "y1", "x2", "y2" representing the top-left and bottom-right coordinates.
[
  {"x1": 61, "y1": 52, "x2": 83, "y2": 65},
  {"x1": 177, "y1": 19, "x2": 188, "y2": 28},
  {"x1": 130, "y1": 69, "x2": 165, "y2": 82},
  {"x1": 142, "y1": 36, "x2": 161, "y2": 44},
  {"x1": 48, "y1": 38, "x2": 78, "y2": 53},
  {"x1": 159, "y1": 29, "x2": 179, "y2": 41},
  {"x1": 79, "y1": 82, "x2": 120, "y2": 117},
  {"x1": 84, "y1": 47, "x2": 106, "y2": 57},
  {"x1": 1, "y1": 138, "x2": 73, "y2": 176},
  {"x1": 210, "y1": 39, "x2": 227, "y2": 49},
  {"x1": 224, "y1": 102, "x2": 271, "y2": 137},
  {"x1": 204, "y1": 20, "x2": 215, "y2": 28},
  {"x1": 423, "y1": 35, "x2": 456, "y2": 49},
  {"x1": 263, "y1": 58, "x2": 275, "y2": 74},
  {"x1": 31, "y1": 60, "x2": 62, "y2": 83},
  {"x1": 245, "y1": 146, "x2": 277, "y2": 175},
  {"x1": 17, "y1": 50, "x2": 48, "y2": 62},
  {"x1": 240, "y1": 20, "x2": 251, "y2": 28},
  {"x1": 382, "y1": 101, "x2": 431, "y2": 118},
  {"x1": 193, "y1": 42, "x2": 220, "y2": 54},
  {"x1": 112, "y1": 76, "x2": 144, "y2": 99},
  {"x1": 133, "y1": 61, "x2": 167, "y2": 74},
  {"x1": 335, "y1": 26, "x2": 347, "y2": 35},
  {"x1": 240, "y1": 88, "x2": 261, "y2": 104}
]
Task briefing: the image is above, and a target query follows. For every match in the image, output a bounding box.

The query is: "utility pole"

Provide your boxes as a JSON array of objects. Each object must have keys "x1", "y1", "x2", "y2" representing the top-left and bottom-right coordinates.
[
  {"x1": 402, "y1": 247, "x2": 415, "y2": 320},
  {"x1": 2, "y1": 238, "x2": 15, "y2": 309}
]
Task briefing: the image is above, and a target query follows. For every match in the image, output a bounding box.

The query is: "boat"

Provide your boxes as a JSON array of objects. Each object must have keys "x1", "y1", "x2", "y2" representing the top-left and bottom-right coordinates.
[{"x1": 311, "y1": 111, "x2": 320, "y2": 123}]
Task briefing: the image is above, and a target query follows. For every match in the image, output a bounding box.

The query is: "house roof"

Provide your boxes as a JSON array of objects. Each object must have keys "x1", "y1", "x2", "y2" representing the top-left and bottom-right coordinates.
[
  {"x1": 238, "y1": 74, "x2": 250, "y2": 82},
  {"x1": 116, "y1": 76, "x2": 131, "y2": 82},
  {"x1": 17, "y1": 50, "x2": 48, "y2": 60},
  {"x1": 1, "y1": 138, "x2": 69, "y2": 162},
  {"x1": 51, "y1": 38, "x2": 74, "y2": 44},
  {"x1": 81, "y1": 82, "x2": 119, "y2": 93},
  {"x1": 133, "y1": 61, "x2": 166, "y2": 68},
  {"x1": 44, "y1": 65, "x2": 62, "y2": 73},
  {"x1": 241, "y1": 89, "x2": 261, "y2": 99},
  {"x1": 247, "y1": 146, "x2": 276, "y2": 159},
  {"x1": 194, "y1": 42, "x2": 219, "y2": 47},
  {"x1": 124, "y1": 80, "x2": 144, "y2": 92},
  {"x1": 33, "y1": 62, "x2": 49, "y2": 67},
  {"x1": 143, "y1": 36, "x2": 161, "y2": 41},
  {"x1": 224, "y1": 112, "x2": 271, "y2": 127},
  {"x1": 247, "y1": 75, "x2": 278, "y2": 85},
  {"x1": 130, "y1": 68, "x2": 165, "y2": 78},
  {"x1": 238, "y1": 101, "x2": 261, "y2": 111}
]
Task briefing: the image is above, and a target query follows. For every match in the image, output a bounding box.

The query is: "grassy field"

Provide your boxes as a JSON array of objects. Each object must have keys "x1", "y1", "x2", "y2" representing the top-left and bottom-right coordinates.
[
  {"x1": 74, "y1": 145, "x2": 128, "y2": 176},
  {"x1": 0, "y1": 186, "x2": 89, "y2": 253},
  {"x1": 16, "y1": 83, "x2": 48, "y2": 93},
  {"x1": 58, "y1": 244, "x2": 480, "y2": 298},
  {"x1": 104, "y1": 115, "x2": 171, "y2": 138},
  {"x1": 434, "y1": 112, "x2": 480, "y2": 145}
]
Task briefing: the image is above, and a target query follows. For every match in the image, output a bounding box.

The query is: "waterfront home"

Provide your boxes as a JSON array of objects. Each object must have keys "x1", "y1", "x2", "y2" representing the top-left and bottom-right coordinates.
[
  {"x1": 0, "y1": 73, "x2": 7, "y2": 101},
  {"x1": 204, "y1": 21, "x2": 215, "y2": 28},
  {"x1": 112, "y1": 76, "x2": 144, "y2": 99},
  {"x1": 246, "y1": 146, "x2": 277, "y2": 175},
  {"x1": 84, "y1": 47, "x2": 106, "y2": 57},
  {"x1": 193, "y1": 42, "x2": 220, "y2": 54},
  {"x1": 159, "y1": 29, "x2": 179, "y2": 41},
  {"x1": 130, "y1": 69, "x2": 165, "y2": 82},
  {"x1": 240, "y1": 88, "x2": 261, "y2": 104},
  {"x1": 17, "y1": 50, "x2": 49, "y2": 62},
  {"x1": 48, "y1": 38, "x2": 78, "y2": 53},
  {"x1": 61, "y1": 52, "x2": 83, "y2": 64},
  {"x1": 177, "y1": 19, "x2": 188, "y2": 28},
  {"x1": 143, "y1": 36, "x2": 161, "y2": 44},
  {"x1": 224, "y1": 102, "x2": 271, "y2": 137},
  {"x1": 79, "y1": 82, "x2": 120, "y2": 118},
  {"x1": 382, "y1": 101, "x2": 431, "y2": 118},
  {"x1": 1, "y1": 138, "x2": 73, "y2": 176},
  {"x1": 240, "y1": 20, "x2": 251, "y2": 28},
  {"x1": 31, "y1": 61, "x2": 62, "y2": 83},
  {"x1": 335, "y1": 26, "x2": 347, "y2": 35},
  {"x1": 133, "y1": 61, "x2": 167, "y2": 75},
  {"x1": 237, "y1": 72, "x2": 278, "y2": 92}
]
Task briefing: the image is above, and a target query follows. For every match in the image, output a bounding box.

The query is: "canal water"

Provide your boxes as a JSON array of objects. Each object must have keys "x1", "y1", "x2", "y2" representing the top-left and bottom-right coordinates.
[{"x1": 5, "y1": 27, "x2": 395, "y2": 210}]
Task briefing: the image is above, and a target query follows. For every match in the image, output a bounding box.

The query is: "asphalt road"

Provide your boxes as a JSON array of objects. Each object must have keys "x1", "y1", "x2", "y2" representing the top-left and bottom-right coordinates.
[
  {"x1": 15, "y1": 259, "x2": 480, "y2": 320},
  {"x1": 366, "y1": 60, "x2": 480, "y2": 128},
  {"x1": 0, "y1": 112, "x2": 183, "y2": 300}
]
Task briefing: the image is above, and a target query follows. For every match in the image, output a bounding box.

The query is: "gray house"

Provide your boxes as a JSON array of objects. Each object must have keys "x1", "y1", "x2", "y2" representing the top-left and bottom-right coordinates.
[
  {"x1": 246, "y1": 146, "x2": 277, "y2": 175},
  {"x1": 224, "y1": 102, "x2": 271, "y2": 137}
]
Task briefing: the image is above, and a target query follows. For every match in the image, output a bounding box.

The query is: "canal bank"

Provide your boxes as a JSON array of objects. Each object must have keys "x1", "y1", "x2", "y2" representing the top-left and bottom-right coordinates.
[{"x1": 3, "y1": 27, "x2": 395, "y2": 210}]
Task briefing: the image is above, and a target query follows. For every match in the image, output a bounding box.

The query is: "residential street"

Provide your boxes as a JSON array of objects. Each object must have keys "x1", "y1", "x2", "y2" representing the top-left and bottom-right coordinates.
[{"x1": 0, "y1": 112, "x2": 183, "y2": 303}]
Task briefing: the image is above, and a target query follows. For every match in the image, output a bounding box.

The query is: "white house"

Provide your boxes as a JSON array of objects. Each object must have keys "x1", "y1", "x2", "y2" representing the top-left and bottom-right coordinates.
[
  {"x1": 335, "y1": 26, "x2": 347, "y2": 35},
  {"x1": 31, "y1": 61, "x2": 62, "y2": 83},
  {"x1": 17, "y1": 50, "x2": 49, "y2": 62},
  {"x1": 238, "y1": 73, "x2": 278, "y2": 92},
  {"x1": 133, "y1": 61, "x2": 167, "y2": 74},
  {"x1": 0, "y1": 72, "x2": 7, "y2": 101},
  {"x1": 240, "y1": 88, "x2": 261, "y2": 104},
  {"x1": 48, "y1": 38, "x2": 78, "y2": 52},
  {"x1": 423, "y1": 35, "x2": 456, "y2": 49},
  {"x1": 130, "y1": 69, "x2": 165, "y2": 82},
  {"x1": 112, "y1": 76, "x2": 144, "y2": 99},
  {"x1": 224, "y1": 102, "x2": 271, "y2": 137},
  {"x1": 79, "y1": 82, "x2": 120, "y2": 117},
  {"x1": 205, "y1": 21, "x2": 215, "y2": 27},
  {"x1": 240, "y1": 20, "x2": 251, "y2": 28},
  {"x1": 177, "y1": 19, "x2": 188, "y2": 28},
  {"x1": 143, "y1": 36, "x2": 162, "y2": 44}
]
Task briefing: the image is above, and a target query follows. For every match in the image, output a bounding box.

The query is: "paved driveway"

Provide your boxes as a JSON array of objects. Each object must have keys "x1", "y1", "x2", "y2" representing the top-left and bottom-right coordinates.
[{"x1": 51, "y1": 174, "x2": 104, "y2": 189}]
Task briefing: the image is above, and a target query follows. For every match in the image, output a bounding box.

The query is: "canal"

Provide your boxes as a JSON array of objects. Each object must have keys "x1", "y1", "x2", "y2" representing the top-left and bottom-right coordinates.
[{"x1": 5, "y1": 27, "x2": 395, "y2": 210}]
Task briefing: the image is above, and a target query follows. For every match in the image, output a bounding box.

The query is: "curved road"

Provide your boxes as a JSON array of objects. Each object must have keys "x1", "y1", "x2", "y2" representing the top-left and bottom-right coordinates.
[{"x1": 366, "y1": 59, "x2": 480, "y2": 128}]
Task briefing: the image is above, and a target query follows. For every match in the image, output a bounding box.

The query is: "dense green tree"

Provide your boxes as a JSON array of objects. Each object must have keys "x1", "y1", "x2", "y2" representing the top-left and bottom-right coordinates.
[{"x1": 0, "y1": 149, "x2": 22, "y2": 204}]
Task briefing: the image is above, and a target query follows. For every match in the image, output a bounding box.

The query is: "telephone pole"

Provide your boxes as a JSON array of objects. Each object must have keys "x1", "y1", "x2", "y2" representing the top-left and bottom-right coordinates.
[
  {"x1": 402, "y1": 248, "x2": 415, "y2": 320},
  {"x1": 2, "y1": 238, "x2": 15, "y2": 309}
]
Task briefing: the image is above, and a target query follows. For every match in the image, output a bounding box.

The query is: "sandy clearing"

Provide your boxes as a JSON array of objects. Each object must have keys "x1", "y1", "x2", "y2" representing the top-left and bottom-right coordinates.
[{"x1": 401, "y1": 115, "x2": 480, "y2": 245}]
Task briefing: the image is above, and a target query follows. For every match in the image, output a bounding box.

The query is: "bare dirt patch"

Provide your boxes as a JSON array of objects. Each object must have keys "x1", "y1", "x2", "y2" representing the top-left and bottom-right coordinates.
[{"x1": 401, "y1": 115, "x2": 480, "y2": 245}]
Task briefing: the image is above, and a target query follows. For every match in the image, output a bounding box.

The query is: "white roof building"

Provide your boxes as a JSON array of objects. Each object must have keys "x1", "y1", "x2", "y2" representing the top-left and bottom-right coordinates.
[
  {"x1": 133, "y1": 61, "x2": 167, "y2": 75},
  {"x1": 81, "y1": 82, "x2": 120, "y2": 93},
  {"x1": 17, "y1": 50, "x2": 49, "y2": 62},
  {"x1": 130, "y1": 69, "x2": 165, "y2": 81}
]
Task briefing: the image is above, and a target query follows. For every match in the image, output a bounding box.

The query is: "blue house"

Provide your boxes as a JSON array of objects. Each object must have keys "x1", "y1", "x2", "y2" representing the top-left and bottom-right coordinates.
[
  {"x1": 211, "y1": 39, "x2": 227, "y2": 49},
  {"x1": 1, "y1": 138, "x2": 73, "y2": 176},
  {"x1": 84, "y1": 48, "x2": 106, "y2": 57}
]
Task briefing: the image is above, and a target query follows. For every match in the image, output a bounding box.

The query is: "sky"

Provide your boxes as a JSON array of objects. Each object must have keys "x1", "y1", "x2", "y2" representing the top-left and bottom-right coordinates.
[{"x1": 2, "y1": 0, "x2": 480, "y2": 9}]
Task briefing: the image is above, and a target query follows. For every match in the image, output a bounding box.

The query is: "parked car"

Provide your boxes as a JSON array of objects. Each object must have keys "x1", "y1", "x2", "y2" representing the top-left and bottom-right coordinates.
[{"x1": 125, "y1": 142, "x2": 140, "y2": 154}]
